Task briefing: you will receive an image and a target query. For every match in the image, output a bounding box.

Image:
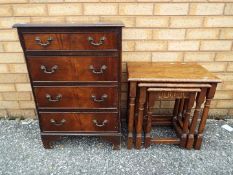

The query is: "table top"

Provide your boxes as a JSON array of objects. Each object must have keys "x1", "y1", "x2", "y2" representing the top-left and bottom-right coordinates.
[{"x1": 127, "y1": 62, "x2": 221, "y2": 83}]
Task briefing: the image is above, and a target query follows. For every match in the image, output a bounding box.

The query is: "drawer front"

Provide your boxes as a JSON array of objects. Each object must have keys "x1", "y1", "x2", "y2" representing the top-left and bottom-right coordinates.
[
  {"x1": 34, "y1": 86, "x2": 118, "y2": 109},
  {"x1": 40, "y1": 112, "x2": 119, "y2": 132},
  {"x1": 27, "y1": 56, "x2": 118, "y2": 82},
  {"x1": 23, "y1": 32, "x2": 117, "y2": 51}
]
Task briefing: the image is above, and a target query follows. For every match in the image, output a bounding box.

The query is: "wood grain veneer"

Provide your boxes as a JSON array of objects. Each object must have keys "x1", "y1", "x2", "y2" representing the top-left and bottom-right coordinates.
[{"x1": 14, "y1": 22, "x2": 124, "y2": 149}]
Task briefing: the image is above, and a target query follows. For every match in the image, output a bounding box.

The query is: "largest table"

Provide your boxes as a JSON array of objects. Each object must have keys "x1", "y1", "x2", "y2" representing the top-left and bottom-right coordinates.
[{"x1": 127, "y1": 62, "x2": 221, "y2": 149}]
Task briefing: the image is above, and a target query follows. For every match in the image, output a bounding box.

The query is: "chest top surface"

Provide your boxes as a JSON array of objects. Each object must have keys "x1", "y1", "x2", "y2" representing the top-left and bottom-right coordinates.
[
  {"x1": 13, "y1": 22, "x2": 124, "y2": 28},
  {"x1": 127, "y1": 62, "x2": 221, "y2": 83}
]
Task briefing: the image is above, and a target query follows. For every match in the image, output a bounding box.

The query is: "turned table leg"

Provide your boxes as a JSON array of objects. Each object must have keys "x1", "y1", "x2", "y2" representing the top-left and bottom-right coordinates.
[
  {"x1": 127, "y1": 82, "x2": 137, "y2": 149},
  {"x1": 194, "y1": 84, "x2": 217, "y2": 150},
  {"x1": 178, "y1": 98, "x2": 185, "y2": 121},
  {"x1": 135, "y1": 87, "x2": 146, "y2": 149},
  {"x1": 186, "y1": 88, "x2": 207, "y2": 149},
  {"x1": 177, "y1": 98, "x2": 186, "y2": 128},
  {"x1": 173, "y1": 99, "x2": 180, "y2": 119},
  {"x1": 145, "y1": 106, "x2": 152, "y2": 148},
  {"x1": 180, "y1": 93, "x2": 196, "y2": 148}
]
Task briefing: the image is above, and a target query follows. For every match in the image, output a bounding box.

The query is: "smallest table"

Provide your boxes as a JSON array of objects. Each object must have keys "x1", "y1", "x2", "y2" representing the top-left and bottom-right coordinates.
[{"x1": 127, "y1": 62, "x2": 221, "y2": 149}]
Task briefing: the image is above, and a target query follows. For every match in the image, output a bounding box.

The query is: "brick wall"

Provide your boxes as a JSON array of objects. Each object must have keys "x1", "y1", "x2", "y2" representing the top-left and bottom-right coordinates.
[{"x1": 0, "y1": 0, "x2": 233, "y2": 118}]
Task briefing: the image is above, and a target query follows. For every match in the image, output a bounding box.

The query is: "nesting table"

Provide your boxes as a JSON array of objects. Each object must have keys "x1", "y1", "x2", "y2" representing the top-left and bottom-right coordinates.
[{"x1": 127, "y1": 62, "x2": 221, "y2": 149}]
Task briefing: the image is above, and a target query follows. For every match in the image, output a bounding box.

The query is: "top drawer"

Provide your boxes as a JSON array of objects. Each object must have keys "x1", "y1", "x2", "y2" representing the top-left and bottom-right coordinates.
[{"x1": 22, "y1": 32, "x2": 117, "y2": 51}]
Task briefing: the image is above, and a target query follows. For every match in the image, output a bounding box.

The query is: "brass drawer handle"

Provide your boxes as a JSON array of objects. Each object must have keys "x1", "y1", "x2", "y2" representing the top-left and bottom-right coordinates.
[
  {"x1": 40, "y1": 65, "x2": 58, "y2": 74},
  {"x1": 35, "y1": 36, "x2": 53, "y2": 47},
  {"x1": 91, "y1": 94, "x2": 108, "y2": 103},
  {"x1": 50, "y1": 119, "x2": 66, "y2": 126},
  {"x1": 88, "y1": 36, "x2": 106, "y2": 46},
  {"x1": 89, "y1": 65, "x2": 107, "y2": 74},
  {"x1": 93, "y1": 120, "x2": 108, "y2": 127},
  {"x1": 46, "y1": 94, "x2": 62, "y2": 102}
]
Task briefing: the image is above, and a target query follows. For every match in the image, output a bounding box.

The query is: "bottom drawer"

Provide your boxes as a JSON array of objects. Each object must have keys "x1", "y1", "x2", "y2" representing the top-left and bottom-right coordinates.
[{"x1": 39, "y1": 112, "x2": 119, "y2": 132}]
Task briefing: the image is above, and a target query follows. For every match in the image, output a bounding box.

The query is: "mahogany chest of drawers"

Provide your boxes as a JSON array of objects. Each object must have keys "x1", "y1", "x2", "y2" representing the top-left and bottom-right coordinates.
[{"x1": 14, "y1": 22, "x2": 124, "y2": 150}]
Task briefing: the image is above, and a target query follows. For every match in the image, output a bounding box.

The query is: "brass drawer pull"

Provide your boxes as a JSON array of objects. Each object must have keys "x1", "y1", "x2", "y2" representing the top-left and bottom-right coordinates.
[
  {"x1": 46, "y1": 94, "x2": 62, "y2": 102},
  {"x1": 35, "y1": 36, "x2": 53, "y2": 47},
  {"x1": 89, "y1": 65, "x2": 107, "y2": 74},
  {"x1": 40, "y1": 65, "x2": 58, "y2": 74},
  {"x1": 93, "y1": 120, "x2": 108, "y2": 127},
  {"x1": 88, "y1": 36, "x2": 106, "y2": 46},
  {"x1": 50, "y1": 119, "x2": 66, "y2": 126},
  {"x1": 91, "y1": 94, "x2": 108, "y2": 103}
]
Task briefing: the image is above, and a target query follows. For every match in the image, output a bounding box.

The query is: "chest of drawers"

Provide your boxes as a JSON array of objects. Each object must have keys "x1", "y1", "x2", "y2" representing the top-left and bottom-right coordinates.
[{"x1": 14, "y1": 23, "x2": 124, "y2": 150}]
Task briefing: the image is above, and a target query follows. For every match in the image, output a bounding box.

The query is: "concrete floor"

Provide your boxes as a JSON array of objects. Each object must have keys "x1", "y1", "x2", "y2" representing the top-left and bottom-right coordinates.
[{"x1": 0, "y1": 119, "x2": 232, "y2": 175}]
